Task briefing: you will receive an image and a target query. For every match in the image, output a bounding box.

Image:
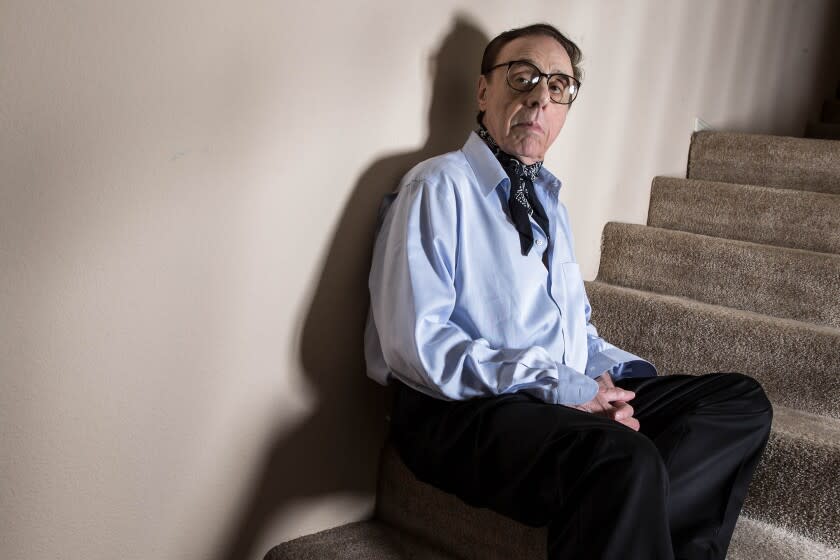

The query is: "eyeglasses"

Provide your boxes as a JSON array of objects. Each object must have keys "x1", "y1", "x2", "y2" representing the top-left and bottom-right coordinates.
[{"x1": 487, "y1": 60, "x2": 581, "y2": 105}]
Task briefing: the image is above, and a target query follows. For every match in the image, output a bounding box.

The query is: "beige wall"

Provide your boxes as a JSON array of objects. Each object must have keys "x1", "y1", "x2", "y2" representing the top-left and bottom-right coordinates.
[{"x1": 1, "y1": 1, "x2": 836, "y2": 559}]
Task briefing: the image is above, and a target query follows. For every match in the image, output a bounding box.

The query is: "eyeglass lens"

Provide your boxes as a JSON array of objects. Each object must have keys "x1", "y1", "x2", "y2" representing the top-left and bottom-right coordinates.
[{"x1": 507, "y1": 61, "x2": 578, "y2": 104}]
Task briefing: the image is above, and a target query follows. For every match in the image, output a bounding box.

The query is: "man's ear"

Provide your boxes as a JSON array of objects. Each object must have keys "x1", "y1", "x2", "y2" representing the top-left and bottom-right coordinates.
[{"x1": 477, "y1": 75, "x2": 488, "y2": 112}]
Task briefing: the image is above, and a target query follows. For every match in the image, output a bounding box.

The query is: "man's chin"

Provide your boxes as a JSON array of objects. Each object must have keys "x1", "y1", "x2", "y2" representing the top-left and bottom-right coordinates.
[
  {"x1": 509, "y1": 144, "x2": 545, "y2": 164},
  {"x1": 504, "y1": 136, "x2": 546, "y2": 159}
]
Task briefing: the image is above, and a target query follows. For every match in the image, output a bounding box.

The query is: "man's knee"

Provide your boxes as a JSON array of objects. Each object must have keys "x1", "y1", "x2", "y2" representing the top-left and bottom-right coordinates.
[
  {"x1": 713, "y1": 372, "x2": 773, "y2": 421},
  {"x1": 586, "y1": 427, "x2": 669, "y2": 496}
]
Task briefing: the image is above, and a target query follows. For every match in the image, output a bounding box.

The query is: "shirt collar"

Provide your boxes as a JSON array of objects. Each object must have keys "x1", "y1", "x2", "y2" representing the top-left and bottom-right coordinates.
[{"x1": 461, "y1": 131, "x2": 563, "y2": 197}]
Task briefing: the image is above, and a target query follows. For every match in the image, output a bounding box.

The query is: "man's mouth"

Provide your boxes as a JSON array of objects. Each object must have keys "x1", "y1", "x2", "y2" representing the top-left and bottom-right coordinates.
[{"x1": 512, "y1": 120, "x2": 543, "y2": 132}]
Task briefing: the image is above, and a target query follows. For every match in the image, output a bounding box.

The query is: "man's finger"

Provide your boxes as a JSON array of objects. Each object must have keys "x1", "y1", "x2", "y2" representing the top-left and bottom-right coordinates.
[
  {"x1": 600, "y1": 387, "x2": 635, "y2": 403},
  {"x1": 620, "y1": 417, "x2": 640, "y2": 431},
  {"x1": 611, "y1": 402, "x2": 634, "y2": 421}
]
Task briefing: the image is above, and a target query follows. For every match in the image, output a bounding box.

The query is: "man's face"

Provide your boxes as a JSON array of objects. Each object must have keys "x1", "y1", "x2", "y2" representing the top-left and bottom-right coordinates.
[{"x1": 477, "y1": 35, "x2": 573, "y2": 164}]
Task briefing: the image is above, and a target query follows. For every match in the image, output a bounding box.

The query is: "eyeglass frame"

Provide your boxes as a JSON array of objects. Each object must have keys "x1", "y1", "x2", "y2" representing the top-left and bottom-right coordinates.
[{"x1": 486, "y1": 60, "x2": 581, "y2": 105}]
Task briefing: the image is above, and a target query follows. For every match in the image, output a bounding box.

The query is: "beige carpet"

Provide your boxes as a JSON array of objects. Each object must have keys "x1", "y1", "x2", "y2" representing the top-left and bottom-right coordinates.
[{"x1": 687, "y1": 131, "x2": 840, "y2": 194}]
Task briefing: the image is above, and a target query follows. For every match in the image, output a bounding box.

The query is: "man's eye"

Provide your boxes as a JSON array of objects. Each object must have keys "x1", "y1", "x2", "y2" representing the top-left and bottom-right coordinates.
[
  {"x1": 511, "y1": 73, "x2": 534, "y2": 85},
  {"x1": 550, "y1": 77, "x2": 569, "y2": 87}
]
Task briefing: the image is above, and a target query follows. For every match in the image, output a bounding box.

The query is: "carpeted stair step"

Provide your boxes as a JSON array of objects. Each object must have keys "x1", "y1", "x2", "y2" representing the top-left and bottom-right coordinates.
[
  {"x1": 647, "y1": 177, "x2": 840, "y2": 254},
  {"x1": 822, "y1": 99, "x2": 840, "y2": 124},
  {"x1": 806, "y1": 121, "x2": 840, "y2": 140},
  {"x1": 263, "y1": 519, "x2": 457, "y2": 560},
  {"x1": 687, "y1": 131, "x2": 840, "y2": 194},
  {"x1": 728, "y1": 516, "x2": 840, "y2": 560},
  {"x1": 743, "y1": 405, "x2": 840, "y2": 549},
  {"x1": 597, "y1": 222, "x2": 840, "y2": 328},
  {"x1": 584, "y1": 282, "x2": 840, "y2": 419},
  {"x1": 375, "y1": 442, "x2": 840, "y2": 560}
]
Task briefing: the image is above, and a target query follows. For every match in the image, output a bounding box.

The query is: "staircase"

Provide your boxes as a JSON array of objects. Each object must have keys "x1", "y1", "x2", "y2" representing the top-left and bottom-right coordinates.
[
  {"x1": 587, "y1": 130, "x2": 840, "y2": 560},
  {"x1": 265, "y1": 129, "x2": 840, "y2": 559}
]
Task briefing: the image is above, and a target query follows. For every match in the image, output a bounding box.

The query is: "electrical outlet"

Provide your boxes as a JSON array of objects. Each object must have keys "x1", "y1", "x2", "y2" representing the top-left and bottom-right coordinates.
[{"x1": 694, "y1": 117, "x2": 712, "y2": 132}]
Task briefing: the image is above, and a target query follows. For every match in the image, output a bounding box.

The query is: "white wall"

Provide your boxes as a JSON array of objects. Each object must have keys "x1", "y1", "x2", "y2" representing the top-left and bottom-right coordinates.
[{"x1": 1, "y1": 1, "x2": 836, "y2": 559}]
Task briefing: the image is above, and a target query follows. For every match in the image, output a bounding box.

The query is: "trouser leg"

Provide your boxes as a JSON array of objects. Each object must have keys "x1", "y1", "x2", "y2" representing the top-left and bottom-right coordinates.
[
  {"x1": 617, "y1": 373, "x2": 773, "y2": 560},
  {"x1": 389, "y1": 381, "x2": 675, "y2": 560}
]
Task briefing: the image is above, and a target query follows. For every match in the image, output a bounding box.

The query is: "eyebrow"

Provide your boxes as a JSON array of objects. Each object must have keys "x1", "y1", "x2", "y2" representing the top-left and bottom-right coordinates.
[{"x1": 514, "y1": 57, "x2": 571, "y2": 75}]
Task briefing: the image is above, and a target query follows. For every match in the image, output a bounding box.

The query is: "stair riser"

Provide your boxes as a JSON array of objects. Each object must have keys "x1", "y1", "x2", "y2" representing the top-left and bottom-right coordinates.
[
  {"x1": 376, "y1": 446, "x2": 545, "y2": 559},
  {"x1": 648, "y1": 177, "x2": 840, "y2": 254},
  {"x1": 687, "y1": 132, "x2": 840, "y2": 195},
  {"x1": 585, "y1": 282, "x2": 840, "y2": 419},
  {"x1": 598, "y1": 222, "x2": 840, "y2": 329}
]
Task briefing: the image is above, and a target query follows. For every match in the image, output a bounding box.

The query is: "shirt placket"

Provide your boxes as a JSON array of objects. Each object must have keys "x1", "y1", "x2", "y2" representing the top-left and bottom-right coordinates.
[{"x1": 535, "y1": 186, "x2": 569, "y2": 365}]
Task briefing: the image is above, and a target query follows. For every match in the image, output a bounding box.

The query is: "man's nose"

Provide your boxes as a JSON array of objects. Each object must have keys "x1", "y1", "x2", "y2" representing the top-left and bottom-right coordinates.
[{"x1": 524, "y1": 78, "x2": 551, "y2": 108}]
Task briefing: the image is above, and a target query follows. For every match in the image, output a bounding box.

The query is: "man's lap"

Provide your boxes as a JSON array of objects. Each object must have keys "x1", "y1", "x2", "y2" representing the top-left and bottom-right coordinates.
[
  {"x1": 390, "y1": 377, "x2": 660, "y2": 525},
  {"x1": 615, "y1": 372, "x2": 771, "y2": 442},
  {"x1": 389, "y1": 372, "x2": 768, "y2": 523}
]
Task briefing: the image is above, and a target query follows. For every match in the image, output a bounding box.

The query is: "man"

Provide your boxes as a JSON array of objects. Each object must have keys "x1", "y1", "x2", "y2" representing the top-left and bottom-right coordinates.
[{"x1": 365, "y1": 23, "x2": 772, "y2": 560}]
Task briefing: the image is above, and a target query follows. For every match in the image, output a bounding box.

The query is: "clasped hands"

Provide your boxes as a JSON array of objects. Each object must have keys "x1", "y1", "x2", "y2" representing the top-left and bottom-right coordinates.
[{"x1": 570, "y1": 372, "x2": 639, "y2": 431}]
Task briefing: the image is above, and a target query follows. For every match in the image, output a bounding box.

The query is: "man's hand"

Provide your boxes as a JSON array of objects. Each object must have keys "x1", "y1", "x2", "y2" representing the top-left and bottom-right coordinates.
[{"x1": 572, "y1": 372, "x2": 640, "y2": 431}]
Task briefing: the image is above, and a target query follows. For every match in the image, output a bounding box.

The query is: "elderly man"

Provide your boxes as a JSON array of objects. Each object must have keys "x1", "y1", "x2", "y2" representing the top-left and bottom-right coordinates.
[{"x1": 365, "y1": 23, "x2": 771, "y2": 560}]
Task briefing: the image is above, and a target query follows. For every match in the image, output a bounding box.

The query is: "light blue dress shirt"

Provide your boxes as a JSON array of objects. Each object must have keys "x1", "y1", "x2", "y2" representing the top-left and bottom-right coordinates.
[{"x1": 364, "y1": 132, "x2": 656, "y2": 405}]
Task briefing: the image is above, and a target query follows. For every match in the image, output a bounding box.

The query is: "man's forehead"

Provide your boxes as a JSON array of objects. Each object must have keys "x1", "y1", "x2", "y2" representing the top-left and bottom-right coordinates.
[{"x1": 496, "y1": 35, "x2": 572, "y2": 73}]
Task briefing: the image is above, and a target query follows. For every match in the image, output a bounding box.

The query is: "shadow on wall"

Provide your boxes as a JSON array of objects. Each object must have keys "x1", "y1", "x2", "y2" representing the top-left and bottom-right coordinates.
[
  {"x1": 213, "y1": 15, "x2": 489, "y2": 560},
  {"x1": 809, "y1": 2, "x2": 840, "y2": 125}
]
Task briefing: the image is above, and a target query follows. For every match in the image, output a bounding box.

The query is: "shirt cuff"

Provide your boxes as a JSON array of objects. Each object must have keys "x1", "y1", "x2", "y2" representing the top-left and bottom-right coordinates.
[
  {"x1": 585, "y1": 347, "x2": 658, "y2": 380},
  {"x1": 551, "y1": 365, "x2": 600, "y2": 405}
]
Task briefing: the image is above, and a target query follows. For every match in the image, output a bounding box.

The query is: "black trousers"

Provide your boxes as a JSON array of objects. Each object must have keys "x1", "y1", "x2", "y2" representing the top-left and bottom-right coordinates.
[{"x1": 390, "y1": 373, "x2": 772, "y2": 560}]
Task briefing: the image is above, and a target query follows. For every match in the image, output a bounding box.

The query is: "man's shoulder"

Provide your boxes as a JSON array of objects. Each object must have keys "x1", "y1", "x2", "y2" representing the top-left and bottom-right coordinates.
[{"x1": 400, "y1": 148, "x2": 474, "y2": 191}]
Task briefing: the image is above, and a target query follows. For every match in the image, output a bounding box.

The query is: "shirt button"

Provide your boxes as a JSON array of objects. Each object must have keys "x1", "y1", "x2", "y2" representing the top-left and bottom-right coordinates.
[{"x1": 535, "y1": 239, "x2": 544, "y2": 246}]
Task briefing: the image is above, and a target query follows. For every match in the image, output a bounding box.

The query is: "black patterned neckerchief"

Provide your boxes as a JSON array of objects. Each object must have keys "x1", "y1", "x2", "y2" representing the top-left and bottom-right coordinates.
[{"x1": 477, "y1": 126, "x2": 551, "y2": 259}]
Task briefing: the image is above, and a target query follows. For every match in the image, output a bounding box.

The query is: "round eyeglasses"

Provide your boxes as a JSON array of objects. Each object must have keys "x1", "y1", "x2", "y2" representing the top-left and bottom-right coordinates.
[{"x1": 487, "y1": 60, "x2": 580, "y2": 105}]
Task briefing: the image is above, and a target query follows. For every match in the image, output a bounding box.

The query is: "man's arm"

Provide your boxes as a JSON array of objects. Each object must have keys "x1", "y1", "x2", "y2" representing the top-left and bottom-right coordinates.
[{"x1": 369, "y1": 177, "x2": 598, "y2": 405}]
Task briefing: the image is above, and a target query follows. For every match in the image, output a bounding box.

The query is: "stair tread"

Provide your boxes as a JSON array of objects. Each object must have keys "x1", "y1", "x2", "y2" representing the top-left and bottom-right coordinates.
[
  {"x1": 648, "y1": 176, "x2": 840, "y2": 254},
  {"x1": 729, "y1": 516, "x2": 840, "y2": 560},
  {"x1": 587, "y1": 280, "x2": 840, "y2": 335},
  {"x1": 687, "y1": 131, "x2": 840, "y2": 194},
  {"x1": 597, "y1": 222, "x2": 840, "y2": 328},
  {"x1": 771, "y1": 404, "x2": 840, "y2": 447},
  {"x1": 264, "y1": 520, "x2": 458, "y2": 560}
]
